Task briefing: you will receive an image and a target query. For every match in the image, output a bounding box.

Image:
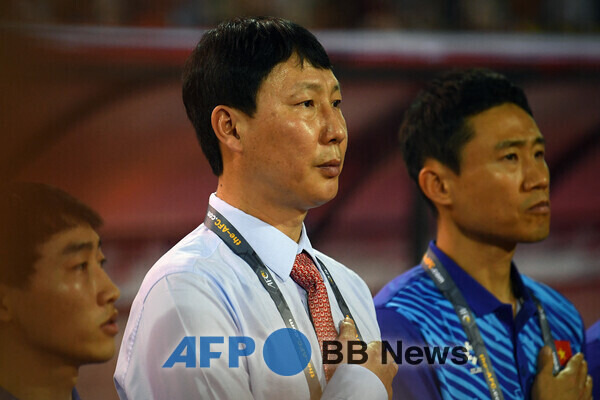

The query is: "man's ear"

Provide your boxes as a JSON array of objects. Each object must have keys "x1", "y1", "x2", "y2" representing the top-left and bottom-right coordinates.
[
  {"x1": 418, "y1": 159, "x2": 454, "y2": 208},
  {"x1": 211, "y1": 105, "x2": 245, "y2": 153}
]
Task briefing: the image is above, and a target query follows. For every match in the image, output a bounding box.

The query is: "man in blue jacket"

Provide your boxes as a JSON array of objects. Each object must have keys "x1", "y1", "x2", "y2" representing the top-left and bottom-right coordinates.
[{"x1": 375, "y1": 69, "x2": 592, "y2": 400}]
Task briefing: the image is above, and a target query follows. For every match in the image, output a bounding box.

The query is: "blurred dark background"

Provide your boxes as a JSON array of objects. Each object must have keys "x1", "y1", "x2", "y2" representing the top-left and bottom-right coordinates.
[
  {"x1": 1, "y1": 1, "x2": 599, "y2": 398},
  {"x1": 1, "y1": 0, "x2": 599, "y2": 31}
]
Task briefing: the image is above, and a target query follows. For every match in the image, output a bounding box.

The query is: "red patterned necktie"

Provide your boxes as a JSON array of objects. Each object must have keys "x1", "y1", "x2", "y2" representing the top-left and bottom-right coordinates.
[{"x1": 290, "y1": 252, "x2": 338, "y2": 378}]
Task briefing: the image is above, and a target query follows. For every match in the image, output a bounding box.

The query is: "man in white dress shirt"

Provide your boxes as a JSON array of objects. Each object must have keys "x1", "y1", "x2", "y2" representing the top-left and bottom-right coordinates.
[{"x1": 114, "y1": 16, "x2": 396, "y2": 400}]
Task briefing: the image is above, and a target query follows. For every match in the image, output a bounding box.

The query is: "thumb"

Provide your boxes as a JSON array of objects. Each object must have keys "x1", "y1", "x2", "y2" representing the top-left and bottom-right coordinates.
[
  {"x1": 337, "y1": 317, "x2": 357, "y2": 341},
  {"x1": 536, "y1": 346, "x2": 554, "y2": 375}
]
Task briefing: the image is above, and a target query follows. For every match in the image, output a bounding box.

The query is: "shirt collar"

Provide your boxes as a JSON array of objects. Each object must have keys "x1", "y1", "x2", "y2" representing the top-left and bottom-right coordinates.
[
  {"x1": 429, "y1": 241, "x2": 532, "y2": 317},
  {"x1": 208, "y1": 193, "x2": 316, "y2": 281}
]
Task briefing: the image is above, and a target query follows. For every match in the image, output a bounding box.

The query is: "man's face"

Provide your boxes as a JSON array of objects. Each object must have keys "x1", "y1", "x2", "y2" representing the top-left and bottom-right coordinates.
[
  {"x1": 7, "y1": 224, "x2": 120, "y2": 365},
  {"x1": 447, "y1": 103, "x2": 550, "y2": 247},
  {"x1": 237, "y1": 54, "x2": 347, "y2": 211}
]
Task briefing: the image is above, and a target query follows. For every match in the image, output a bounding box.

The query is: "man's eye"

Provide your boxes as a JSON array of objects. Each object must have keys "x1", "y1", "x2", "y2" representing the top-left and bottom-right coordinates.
[
  {"x1": 504, "y1": 153, "x2": 518, "y2": 161},
  {"x1": 332, "y1": 99, "x2": 342, "y2": 107},
  {"x1": 300, "y1": 100, "x2": 313, "y2": 107},
  {"x1": 535, "y1": 150, "x2": 545, "y2": 159},
  {"x1": 75, "y1": 262, "x2": 88, "y2": 270}
]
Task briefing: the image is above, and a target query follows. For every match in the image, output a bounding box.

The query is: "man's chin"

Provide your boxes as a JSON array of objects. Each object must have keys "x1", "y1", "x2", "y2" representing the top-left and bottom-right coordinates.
[
  {"x1": 310, "y1": 193, "x2": 338, "y2": 209},
  {"x1": 79, "y1": 344, "x2": 116, "y2": 365},
  {"x1": 519, "y1": 228, "x2": 551, "y2": 244},
  {"x1": 302, "y1": 185, "x2": 339, "y2": 210}
]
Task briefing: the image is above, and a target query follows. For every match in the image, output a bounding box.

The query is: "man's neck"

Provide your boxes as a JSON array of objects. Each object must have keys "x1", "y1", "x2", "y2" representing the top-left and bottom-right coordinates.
[
  {"x1": 0, "y1": 339, "x2": 77, "y2": 400},
  {"x1": 216, "y1": 182, "x2": 307, "y2": 243},
  {"x1": 436, "y1": 221, "x2": 517, "y2": 307}
]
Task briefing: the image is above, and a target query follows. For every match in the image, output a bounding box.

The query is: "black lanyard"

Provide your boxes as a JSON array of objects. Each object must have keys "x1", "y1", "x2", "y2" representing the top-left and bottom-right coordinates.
[
  {"x1": 204, "y1": 204, "x2": 362, "y2": 398},
  {"x1": 421, "y1": 248, "x2": 560, "y2": 400}
]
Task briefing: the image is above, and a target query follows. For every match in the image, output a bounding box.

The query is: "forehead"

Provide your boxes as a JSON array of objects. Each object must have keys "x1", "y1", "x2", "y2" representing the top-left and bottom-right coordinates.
[
  {"x1": 259, "y1": 55, "x2": 339, "y2": 95},
  {"x1": 465, "y1": 103, "x2": 542, "y2": 147},
  {"x1": 37, "y1": 224, "x2": 100, "y2": 261}
]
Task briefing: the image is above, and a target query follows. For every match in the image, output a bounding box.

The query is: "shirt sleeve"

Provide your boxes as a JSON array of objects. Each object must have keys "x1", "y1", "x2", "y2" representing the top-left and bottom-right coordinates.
[
  {"x1": 376, "y1": 307, "x2": 443, "y2": 400},
  {"x1": 115, "y1": 272, "x2": 254, "y2": 400},
  {"x1": 322, "y1": 364, "x2": 388, "y2": 400}
]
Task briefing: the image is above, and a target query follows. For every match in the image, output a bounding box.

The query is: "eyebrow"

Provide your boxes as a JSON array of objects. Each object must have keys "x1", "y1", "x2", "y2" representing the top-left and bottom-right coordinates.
[
  {"x1": 61, "y1": 239, "x2": 101, "y2": 255},
  {"x1": 495, "y1": 136, "x2": 545, "y2": 150},
  {"x1": 294, "y1": 82, "x2": 341, "y2": 94}
]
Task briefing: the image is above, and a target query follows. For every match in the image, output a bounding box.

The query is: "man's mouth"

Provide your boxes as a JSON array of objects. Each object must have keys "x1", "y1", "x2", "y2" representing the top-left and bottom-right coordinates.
[
  {"x1": 101, "y1": 310, "x2": 119, "y2": 336},
  {"x1": 317, "y1": 160, "x2": 342, "y2": 177},
  {"x1": 527, "y1": 200, "x2": 550, "y2": 214}
]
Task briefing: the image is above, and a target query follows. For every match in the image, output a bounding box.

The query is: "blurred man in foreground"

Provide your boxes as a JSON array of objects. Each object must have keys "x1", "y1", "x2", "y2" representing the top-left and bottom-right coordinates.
[
  {"x1": 0, "y1": 182, "x2": 120, "y2": 400},
  {"x1": 375, "y1": 69, "x2": 592, "y2": 399},
  {"x1": 115, "y1": 16, "x2": 396, "y2": 400}
]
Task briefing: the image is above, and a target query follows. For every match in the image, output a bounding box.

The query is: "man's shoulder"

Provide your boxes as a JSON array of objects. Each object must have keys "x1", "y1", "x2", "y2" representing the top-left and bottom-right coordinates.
[
  {"x1": 133, "y1": 223, "x2": 244, "y2": 304},
  {"x1": 313, "y1": 250, "x2": 360, "y2": 280},
  {"x1": 521, "y1": 275, "x2": 580, "y2": 314},
  {"x1": 312, "y1": 249, "x2": 372, "y2": 295},
  {"x1": 374, "y1": 265, "x2": 448, "y2": 344},
  {"x1": 374, "y1": 265, "x2": 440, "y2": 310},
  {"x1": 521, "y1": 274, "x2": 585, "y2": 342}
]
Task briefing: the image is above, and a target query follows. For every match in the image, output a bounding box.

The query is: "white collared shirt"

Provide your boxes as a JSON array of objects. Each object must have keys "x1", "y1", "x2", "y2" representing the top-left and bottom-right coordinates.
[{"x1": 114, "y1": 194, "x2": 386, "y2": 400}]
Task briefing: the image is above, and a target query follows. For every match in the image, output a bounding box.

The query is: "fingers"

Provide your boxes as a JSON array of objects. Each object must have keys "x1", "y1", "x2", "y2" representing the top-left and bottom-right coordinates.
[
  {"x1": 366, "y1": 341, "x2": 398, "y2": 375},
  {"x1": 333, "y1": 318, "x2": 398, "y2": 400},
  {"x1": 366, "y1": 341, "x2": 383, "y2": 367},
  {"x1": 536, "y1": 346, "x2": 555, "y2": 374},
  {"x1": 577, "y1": 358, "x2": 588, "y2": 391},
  {"x1": 325, "y1": 317, "x2": 357, "y2": 375},
  {"x1": 367, "y1": 340, "x2": 381, "y2": 353},
  {"x1": 582, "y1": 375, "x2": 593, "y2": 400},
  {"x1": 532, "y1": 351, "x2": 591, "y2": 400},
  {"x1": 365, "y1": 341, "x2": 397, "y2": 400},
  {"x1": 337, "y1": 317, "x2": 357, "y2": 341},
  {"x1": 562, "y1": 352, "x2": 584, "y2": 377}
]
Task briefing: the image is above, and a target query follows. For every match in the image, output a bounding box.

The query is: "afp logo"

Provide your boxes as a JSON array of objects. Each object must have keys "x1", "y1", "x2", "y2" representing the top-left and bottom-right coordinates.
[{"x1": 162, "y1": 329, "x2": 312, "y2": 376}]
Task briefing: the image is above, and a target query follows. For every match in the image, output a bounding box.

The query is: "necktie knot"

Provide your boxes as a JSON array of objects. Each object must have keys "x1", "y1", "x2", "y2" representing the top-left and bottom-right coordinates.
[{"x1": 290, "y1": 252, "x2": 324, "y2": 293}]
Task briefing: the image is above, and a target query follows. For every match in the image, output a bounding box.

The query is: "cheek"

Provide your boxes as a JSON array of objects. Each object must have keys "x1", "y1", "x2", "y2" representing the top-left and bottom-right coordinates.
[
  {"x1": 43, "y1": 281, "x2": 93, "y2": 317},
  {"x1": 13, "y1": 288, "x2": 74, "y2": 335},
  {"x1": 479, "y1": 178, "x2": 524, "y2": 224},
  {"x1": 271, "y1": 122, "x2": 317, "y2": 159},
  {"x1": 280, "y1": 118, "x2": 316, "y2": 141},
  {"x1": 457, "y1": 173, "x2": 505, "y2": 213}
]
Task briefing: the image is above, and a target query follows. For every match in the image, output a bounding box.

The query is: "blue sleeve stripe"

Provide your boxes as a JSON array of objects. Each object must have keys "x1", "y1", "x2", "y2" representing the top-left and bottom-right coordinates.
[
  {"x1": 478, "y1": 318, "x2": 513, "y2": 348},
  {"x1": 391, "y1": 299, "x2": 456, "y2": 342},
  {"x1": 529, "y1": 281, "x2": 582, "y2": 329},
  {"x1": 520, "y1": 324, "x2": 544, "y2": 355},
  {"x1": 442, "y1": 367, "x2": 490, "y2": 398},
  {"x1": 477, "y1": 322, "x2": 515, "y2": 362}
]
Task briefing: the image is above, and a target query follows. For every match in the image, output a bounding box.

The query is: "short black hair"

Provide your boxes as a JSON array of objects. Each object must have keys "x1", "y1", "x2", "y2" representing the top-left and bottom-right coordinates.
[
  {"x1": 0, "y1": 182, "x2": 102, "y2": 288},
  {"x1": 399, "y1": 68, "x2": 533, "y2": 209},
  {"x1": 182, "y1": 16, "x2": 332, "y2": 176}
]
